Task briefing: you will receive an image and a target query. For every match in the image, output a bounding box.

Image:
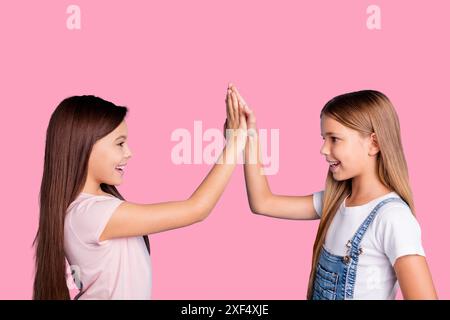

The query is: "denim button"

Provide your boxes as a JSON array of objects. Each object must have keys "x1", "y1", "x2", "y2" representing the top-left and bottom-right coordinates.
[{"x1": 343, "y1": 256, "x2": 350, "y2": 264}]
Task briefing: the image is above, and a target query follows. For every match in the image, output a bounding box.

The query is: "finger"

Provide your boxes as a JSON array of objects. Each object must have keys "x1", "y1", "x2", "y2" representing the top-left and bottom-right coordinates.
[
  {"x1": 238, "y1": 97, "x2": 246, "y2": 118},
  {"x1": 243, "y1": 103, "x2": 252, "y2": 115},
  {"x1": 237, "y1": 95, "x2": 244, "y2": 126},
  {"x1": 239, "y1": 109, "x2": 247, "y2": 130},
  {"x1": 241, "y1": 103, "x2": 251, "y2": 116},
  {"x1": 226, "y1": 89, "x2": 234, "y2": 124},
  {"x1": 244, "y1": 105, "x2": 253, "y2": 115},
  {"x1": 226, "y1": 89, "x2": 232, "y2": 123},
  {"x1": 231, "y1": 91, "x2": 239, "y2": 124},
  {"x1": 243, "y1": 104, "x2": 257, "y2": 124},
  {"x1": 247, "y1": 108, "x2": 256, "y2": 123},
  {"x1": 231, "y1": 85, "x2": 248, "y2": 107}
]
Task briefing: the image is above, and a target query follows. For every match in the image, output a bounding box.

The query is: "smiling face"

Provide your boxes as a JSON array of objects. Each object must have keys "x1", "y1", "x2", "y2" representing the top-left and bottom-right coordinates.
[
  {"x1": 84, "y1": 120, "x2": 132, "y2": 193},
  {"x1": 320, "y1": 114, "x2": 376, "y2": 181}
]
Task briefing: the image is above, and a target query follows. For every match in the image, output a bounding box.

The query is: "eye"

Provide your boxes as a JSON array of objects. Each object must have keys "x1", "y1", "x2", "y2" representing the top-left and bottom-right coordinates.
[
  {"x1": 321, "y1": 137, "x2": 338, "y2": 142},
  {"x1": 118, "y1": 142, "x2": 124, "y2": 147}
]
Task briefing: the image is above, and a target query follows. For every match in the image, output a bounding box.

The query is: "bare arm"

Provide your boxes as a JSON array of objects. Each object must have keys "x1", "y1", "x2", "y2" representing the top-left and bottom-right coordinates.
[
  {"x1": 394, "y1": 255, "x2": 438, "y2": 299},
  {"x1": 231, "y1": 85, "x2": 319, "y2": 220},
  {"x1": 99, "y1": 87, "x2": 247, "y2": 241}
]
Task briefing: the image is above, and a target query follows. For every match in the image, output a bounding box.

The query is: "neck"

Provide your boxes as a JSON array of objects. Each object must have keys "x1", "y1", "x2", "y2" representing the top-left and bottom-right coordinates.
[
  {"x1": 348, "y1": 170, "x2": 392, "y2": 205},
  {"x1": 82, "y1": 177, "x2": 104, "y2": 195}
]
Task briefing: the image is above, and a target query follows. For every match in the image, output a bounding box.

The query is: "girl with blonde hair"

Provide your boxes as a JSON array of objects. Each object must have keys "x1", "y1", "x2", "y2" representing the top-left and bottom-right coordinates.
[{"x1": 232, "y1": 85, "x2": 437, "y2": 300}]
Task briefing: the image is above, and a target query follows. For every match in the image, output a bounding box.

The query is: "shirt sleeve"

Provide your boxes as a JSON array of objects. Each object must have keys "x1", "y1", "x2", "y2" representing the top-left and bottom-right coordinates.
[
  {"x1": 70, "y1": 196, "x2": 124, "y2": 246},
  {"x1": 313, "y1": 190, "x2": 325, "y2": 218},
  {"x1": 375, "y1": 203, "x2": 426, "y2": 266}
]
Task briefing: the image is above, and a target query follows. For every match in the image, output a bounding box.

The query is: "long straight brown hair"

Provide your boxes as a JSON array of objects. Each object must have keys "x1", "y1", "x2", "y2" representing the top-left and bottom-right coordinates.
[
  {"x1": 306, "y1": 90, "x2": 415, "y2": 299},
  {"x1": 33, "y1": 95, "x2": 130, "y2": 299}
]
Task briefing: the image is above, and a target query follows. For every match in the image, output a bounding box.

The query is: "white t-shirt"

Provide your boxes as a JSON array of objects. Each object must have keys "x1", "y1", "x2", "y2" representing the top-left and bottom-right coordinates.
[
  {"x1": 64, "y1": 192, "x2": 152, "y2": 299},
  {"x1": 313, "y1": 190, "x2": 425, "y2": 300}
]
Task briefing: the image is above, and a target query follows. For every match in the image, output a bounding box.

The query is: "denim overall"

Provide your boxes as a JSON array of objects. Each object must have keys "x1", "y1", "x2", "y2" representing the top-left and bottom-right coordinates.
[{"x1": 312, "y1": 197, "x2": 406, "y2": 300}]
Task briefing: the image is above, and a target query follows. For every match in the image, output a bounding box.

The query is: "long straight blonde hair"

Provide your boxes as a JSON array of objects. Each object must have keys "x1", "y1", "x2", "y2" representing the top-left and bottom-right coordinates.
[{"x1": 306, "y1": 90, "x2": 415, "y2": 299}]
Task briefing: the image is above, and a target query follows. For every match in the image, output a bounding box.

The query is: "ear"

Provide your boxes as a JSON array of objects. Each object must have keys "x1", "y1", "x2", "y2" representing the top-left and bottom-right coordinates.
[{"x1": 368, "y1": 132, "x2": 380, "y2": 156}]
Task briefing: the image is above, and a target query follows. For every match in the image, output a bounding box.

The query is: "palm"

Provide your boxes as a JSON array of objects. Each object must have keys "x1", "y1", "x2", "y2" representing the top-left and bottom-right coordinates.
[{"x1": 230, "y1": 85, "x2": 256, "y2": 131}]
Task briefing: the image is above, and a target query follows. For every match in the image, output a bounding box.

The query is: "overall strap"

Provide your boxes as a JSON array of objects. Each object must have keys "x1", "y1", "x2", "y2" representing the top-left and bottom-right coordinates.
[
  {"x1": 343, "y1": 197, "x2": 407, "y2": 299},
  {"x1": 347, "y1": 197, "x2": 406, "y2": 258}
]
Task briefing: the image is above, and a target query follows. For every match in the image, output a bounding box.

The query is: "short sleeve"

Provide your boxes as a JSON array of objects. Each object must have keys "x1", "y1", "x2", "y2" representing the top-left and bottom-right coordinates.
[
  {"x1": 69, "y1": 196, "x2": 124, "y2": 246},
  {"x1": 375, "y1": 204, "x2": 426, "y2": 266},
  {"x1": 313, "y1": 190, "x2": 324, "y2": 218}
]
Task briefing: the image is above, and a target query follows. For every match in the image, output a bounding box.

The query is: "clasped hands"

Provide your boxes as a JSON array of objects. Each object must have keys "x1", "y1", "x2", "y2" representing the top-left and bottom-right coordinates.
[{"x1": 223, "y1": 83, "x2": 257, "y2": 153}]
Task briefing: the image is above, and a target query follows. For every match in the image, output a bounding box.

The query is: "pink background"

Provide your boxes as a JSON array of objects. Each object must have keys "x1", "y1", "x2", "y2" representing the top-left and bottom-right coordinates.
[{"x1": 0, "y1": 0, "x2": 449, "y2": 299}]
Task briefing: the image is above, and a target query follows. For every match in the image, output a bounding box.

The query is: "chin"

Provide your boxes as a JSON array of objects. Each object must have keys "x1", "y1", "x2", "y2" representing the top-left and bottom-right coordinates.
[
  {"x1": 331, "y1": 172, "x2": 351, "y2": 182},
  {"x1": 105, "y1": 178, "x2": 122, "y2": 186}
]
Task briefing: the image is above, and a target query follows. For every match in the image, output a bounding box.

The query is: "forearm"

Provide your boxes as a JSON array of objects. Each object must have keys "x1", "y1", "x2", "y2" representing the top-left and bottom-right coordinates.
[
  {"x1": 188, "y1": 137, "x2": 243, "y2": 220},
  {"x1": 244, "y1": 132, "x2": 272, "y2": 213}
]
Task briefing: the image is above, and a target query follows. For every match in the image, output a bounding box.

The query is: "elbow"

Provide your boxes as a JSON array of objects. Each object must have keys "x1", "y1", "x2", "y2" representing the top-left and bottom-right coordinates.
[
  {"x1": 195, "y1": 209, "x2": 209, "y2": 223},
  {"x1": 250, "y1": 208, "x2": 264, "y2": 216},
  {"x1": 188, "y1": 197, "x2": 211, "y2": 223},
  {"x1": 197, "y1": 215, "x2": 207, "y2": 223},
  {"x1": 249, "y1": 202, "x2": 265, "y2": 215},
  {"x1": 248, "y1": 195, "x2": 271, "y2": 216}
]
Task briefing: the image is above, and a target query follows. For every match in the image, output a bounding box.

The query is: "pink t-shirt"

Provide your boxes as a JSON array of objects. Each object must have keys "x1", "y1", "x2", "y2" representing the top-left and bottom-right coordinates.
[{"x1": 64, "y1": 192, "x2": 152, "y2": 299}]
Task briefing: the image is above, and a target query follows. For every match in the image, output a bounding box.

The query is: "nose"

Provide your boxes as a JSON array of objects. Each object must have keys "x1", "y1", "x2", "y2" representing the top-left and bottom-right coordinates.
[
  {"x1": 125, "y1": 145, "x2": 132, "y2": 159},
  {"x1": 320, "y1": 140, "x2": 329, "y2": 156}
]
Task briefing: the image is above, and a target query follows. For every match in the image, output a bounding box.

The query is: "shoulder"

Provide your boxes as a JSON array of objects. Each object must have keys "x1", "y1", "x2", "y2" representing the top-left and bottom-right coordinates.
[
  {"x1": 68, "y1": 193, "x2": 122, "y2": 212},
  {"x1": 66, "y1": 193, "x2": 125, "y2": 245},
  {"x1": 373, "y1": 197, "x2": 419, "y2": 229},
  {"x1": 372, "y1": 196, "x2": 424, "y2": 264},
  {"x1": 66, "y1": 193, "x2": 124, "y2": 230}
]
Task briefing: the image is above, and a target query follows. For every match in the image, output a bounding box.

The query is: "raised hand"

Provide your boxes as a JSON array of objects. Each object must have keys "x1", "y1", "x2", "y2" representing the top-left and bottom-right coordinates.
[
  {"x1": 229, "y1": 84, "x2": 257, "y2": 136},
  {"x1": 224, "y1": 83, "x2": 247, "y2": 151}
]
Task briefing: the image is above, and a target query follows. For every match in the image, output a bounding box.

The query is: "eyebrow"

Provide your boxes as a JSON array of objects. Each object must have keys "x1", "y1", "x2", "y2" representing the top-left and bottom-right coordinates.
[
  {"x1": 321, "y1": 132, "x2": 341, "y2": 137},
  {"x1": 115, "y1": 135, "x2": 127, "y2": 141}
]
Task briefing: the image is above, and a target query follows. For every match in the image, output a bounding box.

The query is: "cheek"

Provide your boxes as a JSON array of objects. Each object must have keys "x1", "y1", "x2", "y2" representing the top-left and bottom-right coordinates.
[
  {"x1": 332, "y1": 143, "x2": 348, "y2": 160},
  {"x1": 345, "y1": 148, "x2": 367, "y2": 169},
  {"x1": 334, "y1": 144, "x2": 360, "y2": 165},
  {"x1": 91, "y1": 159, "x2": 111, "y2": 177},
  {"x1": 91, "y1": 149, "x2": 117, "y2": 173},
  {"x1": 102, "y1": 146, "x2": 122, "y2": 160}
]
